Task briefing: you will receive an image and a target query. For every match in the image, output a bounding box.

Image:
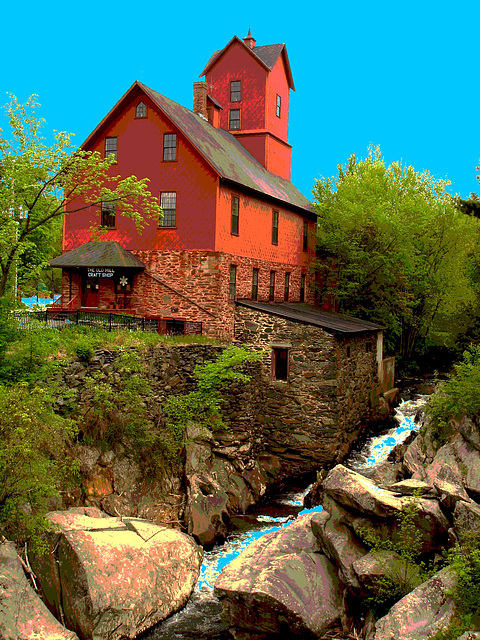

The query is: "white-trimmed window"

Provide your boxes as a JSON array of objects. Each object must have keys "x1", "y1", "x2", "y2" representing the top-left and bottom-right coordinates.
[
  {"x1": 160, "y1": 192, "x2": 176, "y2": 227},
  {"x1": 163, "y1": 133, "x2": 177, "y2": 161},
  {"x1": 135, "y1": 101, "x2": 147, "y2": 118},
  {"x1": 105, "y1": 137, "x2": 117, "y2": 162},
  {"x1": 229, "y1": 109, "x2": 240, "y2": 130}
]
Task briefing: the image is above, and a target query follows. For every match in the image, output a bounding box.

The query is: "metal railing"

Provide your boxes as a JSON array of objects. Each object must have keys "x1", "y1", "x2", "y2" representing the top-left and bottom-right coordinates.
[{"x1": 13, "y1": 309, "x2": 202, "y2": 335}]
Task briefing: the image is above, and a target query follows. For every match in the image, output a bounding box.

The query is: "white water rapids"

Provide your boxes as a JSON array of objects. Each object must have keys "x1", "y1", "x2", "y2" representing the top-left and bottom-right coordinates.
[{"x1": 147, "y1": 393, "x2": 429, "y2": 640}]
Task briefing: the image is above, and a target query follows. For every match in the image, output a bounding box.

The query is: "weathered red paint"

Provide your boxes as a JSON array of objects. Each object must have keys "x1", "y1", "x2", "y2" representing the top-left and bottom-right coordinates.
[
  {"x1": 57, "y1": 34, "x2": 316, "y2": 339},
  {"x1": 204, "y1": 38, "x2": 292, "y2": 179}
]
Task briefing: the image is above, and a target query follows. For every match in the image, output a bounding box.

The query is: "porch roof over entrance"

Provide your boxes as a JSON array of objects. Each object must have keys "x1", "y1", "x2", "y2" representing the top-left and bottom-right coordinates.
[{"x1": 49, "y1": 242, "x2": 146, "y2": 269}]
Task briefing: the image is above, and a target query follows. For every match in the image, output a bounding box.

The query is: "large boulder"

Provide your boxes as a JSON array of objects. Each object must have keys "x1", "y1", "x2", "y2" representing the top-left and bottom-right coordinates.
[
  {"x1": 373, "y1": 567, "x2": 457, "y2": 640},
  {"x1": 0, "y1": 541, "x2": 78, "y2": 640},
  {"x1": 322, "y1": 465, "x2": 449, "y2": 554},
  {"x1": 311, "y1": 508, "x2": 367, "y2": 592},
  {"x1": 420, "y1": 433, "x2": 480, "y2": 499},
  {"x1": 214, "y1": 513, "x2": 344, "y2": 638},
  {"x1": 31, "y1": 508, "x2": 203, "y2": 640}
]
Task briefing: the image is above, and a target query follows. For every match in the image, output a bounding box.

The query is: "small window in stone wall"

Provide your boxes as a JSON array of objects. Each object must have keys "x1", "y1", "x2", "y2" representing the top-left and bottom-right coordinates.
[
  {"x1": 346, "y1": 346, "x2": 351, "y2": 358},
  {"x1": 272, "y1": 347, "x2": 289, "y2": 381},
  {"x1": 366, "y1": 340, "x2": 373, "y2": 353}
]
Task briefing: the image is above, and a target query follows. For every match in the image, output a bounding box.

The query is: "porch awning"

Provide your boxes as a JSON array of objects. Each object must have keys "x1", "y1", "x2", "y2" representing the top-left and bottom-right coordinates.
[{"x1": 49, "y1": 242, "x2": 146, "y2": 269}]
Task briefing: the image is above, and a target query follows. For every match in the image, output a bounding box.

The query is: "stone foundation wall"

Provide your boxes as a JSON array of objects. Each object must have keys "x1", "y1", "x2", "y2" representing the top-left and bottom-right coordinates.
[{"x1": 234, "y1": 305, "x2": 379, "y2": 476}]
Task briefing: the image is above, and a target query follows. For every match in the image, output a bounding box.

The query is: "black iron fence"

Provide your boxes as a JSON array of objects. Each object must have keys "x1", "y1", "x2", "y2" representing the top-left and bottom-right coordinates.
[{"x1": 14, "y1": 309, "x2": 202, "y2": 335}]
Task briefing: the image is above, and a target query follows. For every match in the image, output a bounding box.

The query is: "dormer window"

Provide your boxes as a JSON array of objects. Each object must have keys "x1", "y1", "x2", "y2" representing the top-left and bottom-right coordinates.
[
  {"x1": 229, "y1": 109, "x2": 240, "y2": 130},
  {"x1": 276, "y1": 94, "x2": 281, "y2": 118},
  {"x1": 135, "y1": 101, "x2": 147, "y2": 118},
  {"x1": 230, "y1": 81, "x2": 241, "y2": 102},
  {"x1": 105, "y1": 137, "x2": 117, "y2": 162}
]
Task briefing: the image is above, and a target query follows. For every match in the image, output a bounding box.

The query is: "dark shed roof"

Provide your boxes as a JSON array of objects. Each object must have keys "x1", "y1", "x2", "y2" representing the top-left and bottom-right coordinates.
[
  {"x1": 49, "y1": 242, "x2": 146, "y2": 269},
  {"x1": 236, "y1": 300, "x2": 384, "y2": 335}
]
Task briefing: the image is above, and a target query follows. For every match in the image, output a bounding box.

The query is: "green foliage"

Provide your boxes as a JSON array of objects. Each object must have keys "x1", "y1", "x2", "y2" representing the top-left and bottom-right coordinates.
[
  {"x1": 0, "y1": 383, "x2": 79, "y2": 550},
  {"x1": 0, "y1": 94, "x2": 162, "y2": 299},
  {"x1": 358, "y1": 494, "x2": 428, "y2": 618},
  {"x1": 426, "y1": 344, "x2": 480, "y2": 445},
  {"x1": 162, "y1": 345, "x2": 262, "y2": 452},
  {"x1": 313, "y1": 146, "x2": 479, "y2": 360},
  {"x1": 431, "y1": 532, "x2": 480, "y2": 640}
]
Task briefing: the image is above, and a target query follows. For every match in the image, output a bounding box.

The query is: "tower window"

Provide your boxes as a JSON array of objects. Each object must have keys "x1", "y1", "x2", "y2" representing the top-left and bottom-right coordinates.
[
  {"x1": 230, "y1": 81, "x2": 241, "y2": 102},
  {"x1": 276, "y1": 94, "x2": 281, "y2": 118},
  {"x1": 231, "y1": 196, "x2": 239, "y2": 234},
  {"x1": 105, "y1": 137, "x2": 117, "y2": 162},
  {"x1": 303, "y1": 221, "x2": 308, "y2": 251},
  {"x1": 160, "y1": 192, "x2": 176, "y2": 227},
  {"x1": 163, "y1": 133, "x2": 177, "y2": 161},
  {"x1": 300, "y1": 273, "x2": 306, "y2": 302},
  {"x1": 269, "y1": 271, "x2": 275, "y2": 301},
  {"x1": 272, "y1": 210, "x2": 279, "y2": 245},
  {"x1": 229, "y1": 109, "x2": 240, "y2": 130},
  {"x1": 135, "y1": 101, "x2": 147, "y2": 118},
  {"x1": 252, "y1": 268, "x2": 259, "y2": 301},
  {"x1": 101, "y1": 201, "x2": 116, "y2": 228},
  {"x1": 229, "y1": 265, "x2": 237, "y2": 300}
]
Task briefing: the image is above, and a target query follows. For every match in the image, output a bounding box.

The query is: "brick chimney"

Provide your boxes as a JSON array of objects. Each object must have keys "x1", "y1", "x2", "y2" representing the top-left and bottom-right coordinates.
[
  {"x1": 193, "y1": 81, "x2": 208, "y2": 119},
  {"x1": 243, "y1": 27, "x2": 256, "y2": 50}
]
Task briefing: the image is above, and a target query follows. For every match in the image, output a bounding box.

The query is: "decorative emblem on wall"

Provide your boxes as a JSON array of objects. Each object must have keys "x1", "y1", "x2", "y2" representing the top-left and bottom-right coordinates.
[{"x1": 119, "y1": 276, "x2": 129, "y2": 287}]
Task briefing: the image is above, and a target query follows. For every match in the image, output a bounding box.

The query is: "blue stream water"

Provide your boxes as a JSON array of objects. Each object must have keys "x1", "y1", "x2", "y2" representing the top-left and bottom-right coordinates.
[{"x1": 145, "y1": 395, "x2": 427, "y2": 640}]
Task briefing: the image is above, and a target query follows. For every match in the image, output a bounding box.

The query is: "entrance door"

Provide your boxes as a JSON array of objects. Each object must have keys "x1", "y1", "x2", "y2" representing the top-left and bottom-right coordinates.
[{"x1": 82, "y1": 278, "x2": 100, "y2": 307}]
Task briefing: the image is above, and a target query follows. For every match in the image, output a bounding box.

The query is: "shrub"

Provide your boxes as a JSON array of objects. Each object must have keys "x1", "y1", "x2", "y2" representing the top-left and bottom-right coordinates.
[
  {"x1": 162, "y1": 345, "x2": 262, "y2": 453},
  {"x1": 0, "y1": 383, "x2": 79, "y2": 550},
  {"x1": 426, "y1": 344, "x2": 480, "y2": 445}
]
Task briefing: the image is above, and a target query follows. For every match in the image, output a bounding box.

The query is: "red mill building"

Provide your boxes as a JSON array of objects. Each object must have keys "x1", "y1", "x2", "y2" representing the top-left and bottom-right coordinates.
[{"x1": 50, "y1": 31, "x2": 318, "y2": 338}]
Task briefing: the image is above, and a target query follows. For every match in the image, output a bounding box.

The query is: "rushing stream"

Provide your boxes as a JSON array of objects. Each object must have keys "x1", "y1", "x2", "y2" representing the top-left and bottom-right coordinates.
[{"x1": 145, "y1": 393, "x2": 429, "y2": 640}]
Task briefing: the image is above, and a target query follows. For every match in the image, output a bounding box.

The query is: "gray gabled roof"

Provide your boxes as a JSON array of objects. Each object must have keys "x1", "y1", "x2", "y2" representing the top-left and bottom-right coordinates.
[
  {"x1": 49, "y1": 241, "x2": 145, "y2": 269},
  {"x1": 236, "y1": 300, "x2": 384, "y2": 335},
  {"x1": 200, "y1": 37, "x2": 295, "y2": 90},
  {"x1": 139, "y1": 83, "x2": 312, "y2": 217}
]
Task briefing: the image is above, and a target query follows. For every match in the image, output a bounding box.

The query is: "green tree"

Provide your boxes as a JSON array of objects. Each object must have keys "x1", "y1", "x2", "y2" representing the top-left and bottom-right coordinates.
[
  {"x1": 0, "y1": 94, "x2": 162, "y2": 299},
  {"x1": 313, "y1": 146, "x2": 478, "y2": 360},
  {"x1": 0, "y1": 383, "x2": 79, "y2": 549}
]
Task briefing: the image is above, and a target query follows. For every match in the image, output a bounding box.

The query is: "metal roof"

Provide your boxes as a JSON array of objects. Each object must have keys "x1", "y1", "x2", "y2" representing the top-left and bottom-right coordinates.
[
  {"x1": 200, "y1": 37, "x2": 295, "y2": 90},
  {"x1": 49, "y1": 242, "x2": 146, "y2": 269},
  {"x1": 236, "y1": 300, "x2": 384, "y2": 335},
  {"x1": 139, "y1": 83, "x2": 313, "y2": 217}
]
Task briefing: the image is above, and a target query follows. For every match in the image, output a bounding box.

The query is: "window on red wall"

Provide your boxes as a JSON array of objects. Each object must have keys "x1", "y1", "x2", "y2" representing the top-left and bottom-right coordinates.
[
  {"x1": 269, "y1": 271, "x2": 275, "y2": 301},
  {"x1": 230, "y1": 81, "x2": 241, "y2": 102},
  {"x1": 135, "y1": 102, "x2": 147, "y2": 118},
  {"x1": 231, "y1": 196, "x2": 239, "y2": 234},
  {"x1": 229, "y1": 265, "x2": 237, "y2": 300},
  {"x1": 272, "y1": 210, "x2": 279, "y2": 245},
  {"x1": 276, "y1": 94, "x2": 281, "y2": 118},
  {"x1": 101, "y1": 201, "x2": 116, "y2": 228},
  {"x1": 160, "y1": 192, "x2": 176, "y2": 227},
  {"x1": 303, "y1": 221, "x2": 308, "y2": 251},
  {"x1": 252, "y1": 268, "x2": 259, "y2": 301},
  {"x1": 105, "y1": 137, "x2": 117, "y2": 162},
  {"x1": 163, "y1": 133, "x2": 177, "y2": 161},
  {"x1": 229, "y1": 109, "x2": 240, "y2": 130}
]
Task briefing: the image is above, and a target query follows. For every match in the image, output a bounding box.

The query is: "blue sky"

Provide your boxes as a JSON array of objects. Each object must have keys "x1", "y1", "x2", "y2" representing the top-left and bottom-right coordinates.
[{"x1": 2, "y1": 0, "x2": 479, "y2": 201}]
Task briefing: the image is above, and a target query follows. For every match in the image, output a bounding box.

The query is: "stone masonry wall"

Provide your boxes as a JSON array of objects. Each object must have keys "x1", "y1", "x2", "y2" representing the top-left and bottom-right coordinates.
[
  {"x1": 234, "y1": 305, "x2": 379, "y2": 477},
  {"x1": 131, "y1": 250, "x2": 316, "y2": 340}
]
